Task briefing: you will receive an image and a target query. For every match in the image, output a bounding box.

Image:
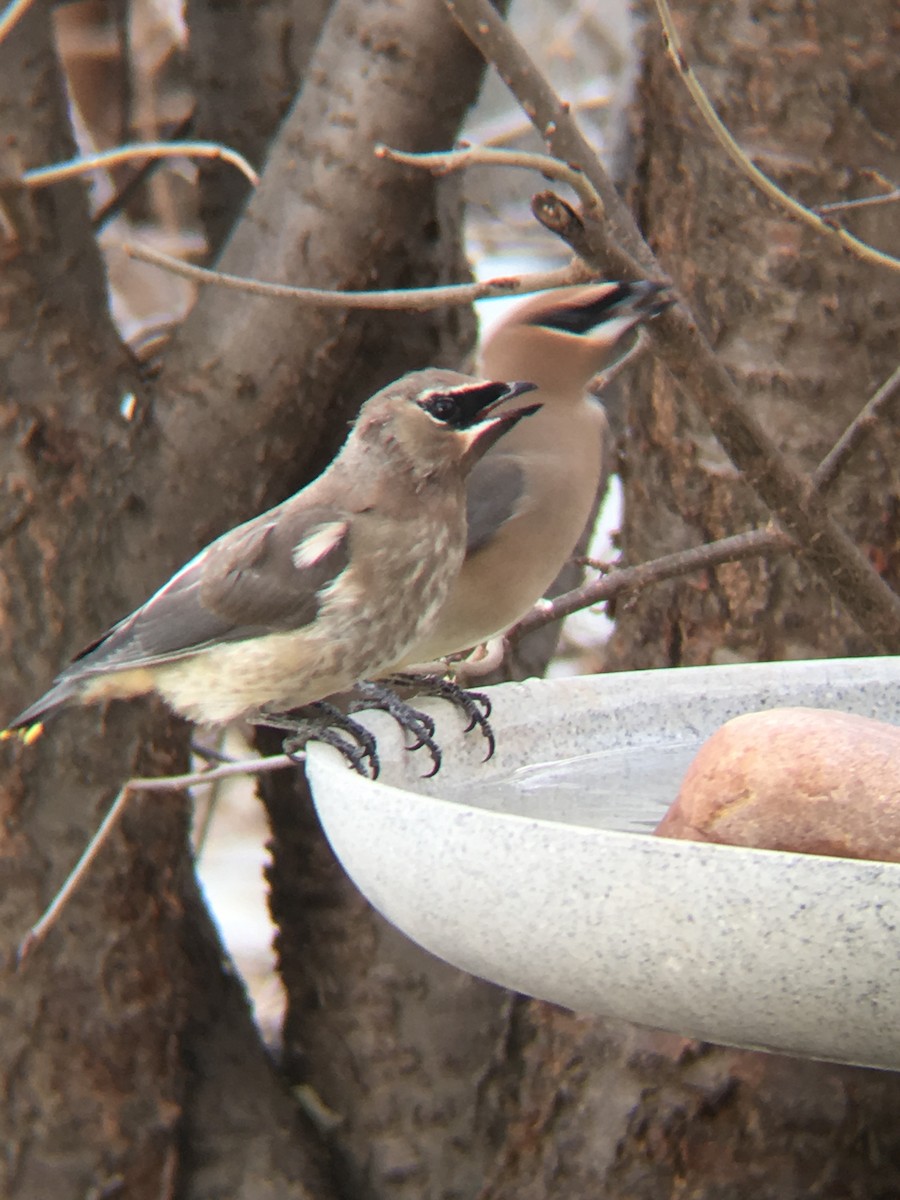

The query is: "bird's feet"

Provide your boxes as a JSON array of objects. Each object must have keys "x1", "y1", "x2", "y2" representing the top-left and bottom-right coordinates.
[
  {"x1": 376, "y1": 673, "x2": 496, "y2": 762},
  {"x1": 351, "y1": 682, "x2": 442, "y2": 777},
  {"x1": 258, "y1": 701, "x2": 380, "y2": 778}
]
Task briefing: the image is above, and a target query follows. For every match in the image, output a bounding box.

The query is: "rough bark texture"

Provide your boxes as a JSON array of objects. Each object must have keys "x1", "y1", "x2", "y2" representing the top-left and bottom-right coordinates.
[
  {"x1": 0, "y1": 13, "x2": 192, "y2": 1198},
  {"x1": 0, "y1": 0, "x2": 486, "y2": 1195},
  {"x1": 605, "y1": 0, "x2": 900, "y2": 671},
  {"x1": 476, "y1": 2, "x2": 900, "y2": 1199},
  {"x1": 187, "y1": 0, "x2": 333, "y2": 250},
  {"x1": 478, "y1": 1007, "x2": 900, "y2": 1200}
]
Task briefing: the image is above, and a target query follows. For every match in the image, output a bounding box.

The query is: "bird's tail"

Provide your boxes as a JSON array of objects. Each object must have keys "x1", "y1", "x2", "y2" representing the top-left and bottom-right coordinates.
[{"x1": 2, "y1": 679, "x2": 80, "y2": 744}]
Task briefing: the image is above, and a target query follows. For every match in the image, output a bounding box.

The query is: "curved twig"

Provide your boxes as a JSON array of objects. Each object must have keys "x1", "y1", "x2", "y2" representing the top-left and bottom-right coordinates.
[
  {"x1": 651, "y1": 0, "x2": 900, "y2": 274},
  {"x1": 22, "y1": 140, "x2": 260, "y2": 190},
  {"x1": 124, "y1": 239, "x2": 593, "y2": 307},
  {"x1": 377, "y1": 142, "x2": 604, "y2": 215},
  {"x1": 814, "y1": 365, "x2": 900, "y2": 494}
]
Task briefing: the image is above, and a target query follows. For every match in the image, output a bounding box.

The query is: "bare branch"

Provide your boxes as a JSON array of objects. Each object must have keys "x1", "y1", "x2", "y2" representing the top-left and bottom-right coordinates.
[
  {"x1": 588, "y1": 328, "x2": 655, "y2": 392},
  {"x1": 445, "y1": 0, "x2": 654, "y2": 276},
  {"x1": 814, "y1": 365, "x2": 900, "y2": 494},
  {"x1": 530, "y1": 190, "x2": 604, "y2": 265},
  {"x1": 509, "y1": 528, "x2": 790, "y2": 641},
  {"x1": 17, "y1": 752, "x2": 297, "y2": 964},
  {"x1": 21, "y1": 140, "x2": 260, "y2": 189},
  {"x1": 816, "y1": 186, "x2": 900, "y2": 215},
  {"x1": 651, "y1": 0, "x2": 900, "y2": 274},
  {"x1": 125, "y1": 239, "x2": 593, "y2": 307},
  {"x1": 469, "y1": 92, "x2": 611, "y2": 148},
  {"x1": 377, "y1": 142, "x2": 604, "y2": 214},
  {"x1": 91, "y1": 113, "x2": 195, "y2": 231},
  {"x1": 445, "y1": 0, "x2": 900, "y2": 651}
]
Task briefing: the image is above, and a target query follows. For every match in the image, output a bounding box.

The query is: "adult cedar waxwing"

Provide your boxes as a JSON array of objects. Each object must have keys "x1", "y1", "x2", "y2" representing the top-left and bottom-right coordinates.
[
  {"x1": 395, "y1": 280, "x2": 670, "y2": 667},
  {"x1": 3, "y1": 371, "x2": 539, "y2": 740}
]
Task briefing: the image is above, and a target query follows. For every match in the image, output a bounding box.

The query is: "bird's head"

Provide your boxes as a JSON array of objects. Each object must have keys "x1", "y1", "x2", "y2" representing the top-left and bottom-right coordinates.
[
  {"x1": 479, "y1": 280, "x2": 672, "y2": 394},
  {"x1": 354, "y1": 369, "x2": 540, "y2": 477}
]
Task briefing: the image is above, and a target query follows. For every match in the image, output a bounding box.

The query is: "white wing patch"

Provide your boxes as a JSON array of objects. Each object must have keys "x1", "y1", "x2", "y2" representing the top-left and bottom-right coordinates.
[{"x1": 292, "y1": 521, "x2": 349, "y2": 570}]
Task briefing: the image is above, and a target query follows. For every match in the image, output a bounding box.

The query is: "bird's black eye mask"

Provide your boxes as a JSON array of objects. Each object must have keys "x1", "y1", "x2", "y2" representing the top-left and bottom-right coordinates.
[
  {"x1": 528, "y1": 281, "x2": 671, "y2": 335},
  {"x1": 420, "y1": 381, "x2": 517, "y2": 430},
  {"x1": 527, "y1": 285, "x2": 634, "y2": 335}
]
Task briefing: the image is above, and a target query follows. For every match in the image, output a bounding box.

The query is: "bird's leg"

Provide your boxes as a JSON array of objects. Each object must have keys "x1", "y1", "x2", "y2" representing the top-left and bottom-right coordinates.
[
  {"x1": 255, "y1": 702, "x2": 380, "y2": 778},
  {"x1": 380, "y1": 673, "x2": 496, "y2": 762},
  {"x1": 351, "y1": 682, "x2": 442, "y2": 778}
]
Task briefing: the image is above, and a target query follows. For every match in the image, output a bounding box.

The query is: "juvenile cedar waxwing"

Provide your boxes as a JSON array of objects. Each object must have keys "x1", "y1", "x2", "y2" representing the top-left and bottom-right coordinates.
[
  {"x1": 395, "y1": 281, "x2": 669, "y2": 666},
  {"x1": 3, "y1": 371, "x2": 539, "y2": 739}
]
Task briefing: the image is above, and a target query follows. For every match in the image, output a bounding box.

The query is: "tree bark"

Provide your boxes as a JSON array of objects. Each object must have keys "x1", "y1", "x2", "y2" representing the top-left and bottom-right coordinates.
[
  {"x1": 187, "y1": 0, "x2": 333, "y2": 251},
  {"x1": 605, "y1": 0, "x2": 900, "y2": 671}
]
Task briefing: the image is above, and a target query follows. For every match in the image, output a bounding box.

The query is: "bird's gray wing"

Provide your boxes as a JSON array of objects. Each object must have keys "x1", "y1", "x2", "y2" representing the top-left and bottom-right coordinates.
[
  {"x1": 465, "y1": 455, "x2": 527, "y2": 556},
  {"x1": 68, "y1": 505, "x2": 352, "y2": 675}
]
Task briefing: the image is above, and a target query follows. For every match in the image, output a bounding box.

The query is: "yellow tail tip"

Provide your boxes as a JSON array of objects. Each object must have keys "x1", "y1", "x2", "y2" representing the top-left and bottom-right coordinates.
[{"x1": 0, "y1": 722, "x2": 45, "y2": 745}]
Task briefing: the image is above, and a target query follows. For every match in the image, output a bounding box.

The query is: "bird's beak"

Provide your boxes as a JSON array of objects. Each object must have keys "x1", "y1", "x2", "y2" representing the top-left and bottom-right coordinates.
[
  {"x1": 449, "y1": 379, "x2": 538, "y2": 429},
  {"x1": 459, "y1": 382, "x2": 542, "y2": 466}
]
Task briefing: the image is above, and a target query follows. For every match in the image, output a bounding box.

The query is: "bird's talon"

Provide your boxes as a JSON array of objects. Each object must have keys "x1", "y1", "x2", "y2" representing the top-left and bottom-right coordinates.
[
  {"x1": 282, "y1": 735, "x2": 308, "y2": 765},
  {"x1": 381, "y1": 673, "x2": 496, "y2": 758},
  {"x1": 420, "y1": 752, "x2": 442, "y2": 780},
  {"x1": 265, "y1": 703, "x2": 380, "y2": 778},
  {"x1": 353, "y1": 681, "x2": 442, "y2": 771}
]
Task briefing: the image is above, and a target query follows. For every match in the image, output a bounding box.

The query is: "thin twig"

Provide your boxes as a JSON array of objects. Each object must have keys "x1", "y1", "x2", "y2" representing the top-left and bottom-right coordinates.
[
  {"x1": 445, "y1": 0, "x2": 900, "y2": 651},
  {"x1": 0, "y1": 0, "x2": 33, "y2": 44},
  {"x1": 814, "y1": 366, "x2": 900, "y2": 493},
  {"x1": 509, "y1": 527, "x2": 790, "y2": 640},
  {"x1": 21, "y1": 140, "x2": 259, "y2": 190},
  {"x1": 588, "y1": 328, "x2": 653, "y2": 392},
  {"x1": 124, "y1": 240, "x2": 593, "y2": 307},
  {"x1": 17, "y1": 752, "x2": 296, "y2": 964},
  {"x1": 816, "y1": 187, "x2": 900, "y2": 215},
  {"x1": 377, "y1": 143, "x2": 604, "y2": 215},
  {"x1": 651, "y1": 0, "x2": 900, "y2": 274}
]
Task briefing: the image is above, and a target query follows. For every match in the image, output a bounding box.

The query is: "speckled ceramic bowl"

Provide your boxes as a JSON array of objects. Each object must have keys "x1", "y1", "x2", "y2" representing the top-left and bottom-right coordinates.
[{"x1": 306, "y1": 657, "x2": 900, "y2": 1069}]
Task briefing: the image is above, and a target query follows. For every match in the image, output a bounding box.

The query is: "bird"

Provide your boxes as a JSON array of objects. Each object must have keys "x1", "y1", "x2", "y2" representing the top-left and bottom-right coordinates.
[
  {"x1": 2, "y1": 370, "x2": 540, "y2": 744},
  {"x1": 393, "y1": 280, "x2": 670, "y2": 669}
]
